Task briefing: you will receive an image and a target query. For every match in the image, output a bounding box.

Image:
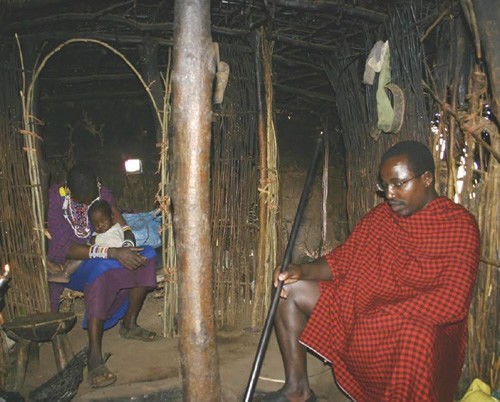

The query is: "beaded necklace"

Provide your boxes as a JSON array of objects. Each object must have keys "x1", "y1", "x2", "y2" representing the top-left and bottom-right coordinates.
[{"x1": 61, "y1": 185, "x2": 101, "y2": 239}]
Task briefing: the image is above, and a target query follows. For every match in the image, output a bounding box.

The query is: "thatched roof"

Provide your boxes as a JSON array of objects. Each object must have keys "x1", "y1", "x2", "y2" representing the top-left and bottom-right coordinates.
[{"x1": 0, "y1": 0, "x2": 445, "y2": 113}]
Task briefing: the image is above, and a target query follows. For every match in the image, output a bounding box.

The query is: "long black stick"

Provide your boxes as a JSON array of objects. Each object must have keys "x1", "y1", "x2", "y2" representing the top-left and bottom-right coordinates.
[{"x1": 243, "y1": 136, "x2": 323, "y2": 402}]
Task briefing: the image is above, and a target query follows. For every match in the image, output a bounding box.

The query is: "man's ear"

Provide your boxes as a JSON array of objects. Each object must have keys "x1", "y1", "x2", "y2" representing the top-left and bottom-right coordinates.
[{"x1": 422, "y1": 171, "x2": 434, "y2": 187}]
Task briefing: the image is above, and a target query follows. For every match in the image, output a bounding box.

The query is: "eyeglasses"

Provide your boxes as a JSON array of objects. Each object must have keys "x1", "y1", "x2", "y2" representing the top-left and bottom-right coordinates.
[{"x1": 376, "y1": 172, "x2": 425, "y2": 193}]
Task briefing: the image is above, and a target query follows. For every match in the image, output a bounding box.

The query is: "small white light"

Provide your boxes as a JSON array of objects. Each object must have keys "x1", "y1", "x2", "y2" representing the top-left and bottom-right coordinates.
[{"x1": 124, "y1": 159, "x2": 143, "y2": 175}]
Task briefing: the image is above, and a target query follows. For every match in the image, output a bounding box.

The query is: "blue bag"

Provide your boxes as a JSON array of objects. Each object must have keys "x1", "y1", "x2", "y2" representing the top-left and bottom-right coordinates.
[{"x1": 123, "y1": 210, "x2": 162, "y2": 248}]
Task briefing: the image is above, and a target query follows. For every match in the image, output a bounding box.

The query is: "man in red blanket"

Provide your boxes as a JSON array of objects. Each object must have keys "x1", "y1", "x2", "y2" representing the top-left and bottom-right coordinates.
[{"x1": 258, "y1": 141, "x2": 480, "y2": 402}]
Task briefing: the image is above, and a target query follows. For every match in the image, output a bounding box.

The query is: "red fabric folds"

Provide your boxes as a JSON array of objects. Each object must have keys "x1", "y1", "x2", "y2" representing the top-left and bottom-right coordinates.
[{"x1": 300, "y1": 197, "x2": 480, "y2": 402}]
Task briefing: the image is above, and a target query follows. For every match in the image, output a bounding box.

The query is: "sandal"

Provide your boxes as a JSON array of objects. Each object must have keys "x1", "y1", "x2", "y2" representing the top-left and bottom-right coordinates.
[
  {"x1": 119, "y1": 324, "x2": 160, "y2": 342},
  {"x1": 88, "y1": 364, "x2": 117, "y2": 388}
]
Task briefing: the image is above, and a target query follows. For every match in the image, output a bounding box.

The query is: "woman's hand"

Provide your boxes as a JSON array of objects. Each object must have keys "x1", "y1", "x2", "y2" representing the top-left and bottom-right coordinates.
[{"x1": 108, "y1": 247, "x2": 146, "y2": 270}]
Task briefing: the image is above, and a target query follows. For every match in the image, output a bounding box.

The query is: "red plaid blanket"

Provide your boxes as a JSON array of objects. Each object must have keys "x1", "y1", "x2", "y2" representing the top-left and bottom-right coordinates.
[{"x1": 300, "y1": 197, "x2": 480, "y2": 401}]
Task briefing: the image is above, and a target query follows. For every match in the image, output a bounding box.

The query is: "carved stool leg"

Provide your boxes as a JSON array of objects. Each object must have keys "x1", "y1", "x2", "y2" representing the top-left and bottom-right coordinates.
[
  {"x1": 61, "y1": 334, "x2": 74, "y2": 360},
  {"x1": 52, "y1": 334, "x2": 70, "y2": 371},
  {"x1": 13, "y1": 339, "x2": 30, "y2": 391},
  {"x1": 28, "y1": 341, "x2": 40, "y2": 371},
  {"x1": 0, "y1": 330, "x2": 9, "y2": 390}
]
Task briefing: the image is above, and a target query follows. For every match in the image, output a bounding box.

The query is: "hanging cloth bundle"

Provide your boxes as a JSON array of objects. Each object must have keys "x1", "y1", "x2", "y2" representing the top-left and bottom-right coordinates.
[
  {"x1": 376, "y1": 45, "x2": 405, "y2": 134},
  {"x1": 364, "y1": 41, "x2": 405, "y2": 138}
]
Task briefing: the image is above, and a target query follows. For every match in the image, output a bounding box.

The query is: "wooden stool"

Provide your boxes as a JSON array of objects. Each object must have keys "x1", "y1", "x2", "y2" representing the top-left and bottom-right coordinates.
[{"x1": 3, "y1": 312, "x2": 76, "y2": 391}]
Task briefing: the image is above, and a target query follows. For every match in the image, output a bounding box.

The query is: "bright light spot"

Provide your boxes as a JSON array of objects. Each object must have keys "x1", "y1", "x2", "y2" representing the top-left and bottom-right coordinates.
[
  {"x1": 438, "y1": 137, "x2": 446, "y2": 159},
  {"x1": 124, "y1": 159, "x2": 143, "y2": 175},
  {"x1": 457, "y1": 165, "x2": 466, "y2": 179}
]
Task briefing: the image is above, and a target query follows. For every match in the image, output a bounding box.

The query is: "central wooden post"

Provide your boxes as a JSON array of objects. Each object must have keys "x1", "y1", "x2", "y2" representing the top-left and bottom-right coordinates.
[{"x1": 171, "y1": 1, "x2": 220, "y2": 400}]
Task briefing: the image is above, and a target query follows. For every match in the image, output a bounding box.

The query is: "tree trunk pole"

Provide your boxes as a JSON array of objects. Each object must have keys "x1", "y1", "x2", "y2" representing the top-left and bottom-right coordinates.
[
  {"x1": 171, "y1": 1, "x2": 220, "y2": 401},
  {"x1": 252, "y1": 29, "x2": 268, "y2": 328},
  {"x1": 472, "y1": 0, "x2": 500, "y2": 121}
]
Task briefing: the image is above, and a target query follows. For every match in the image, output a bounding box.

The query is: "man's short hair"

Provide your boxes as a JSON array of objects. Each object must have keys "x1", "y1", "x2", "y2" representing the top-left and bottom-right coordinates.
[{"x1": 381, "y1": 141, "x2": 435, "y2": 176}]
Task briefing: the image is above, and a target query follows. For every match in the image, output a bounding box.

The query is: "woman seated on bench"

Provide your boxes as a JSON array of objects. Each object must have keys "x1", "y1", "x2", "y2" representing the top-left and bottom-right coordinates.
[{"x1": 47, "y1": 163, "x2": 160, "y2": 389}]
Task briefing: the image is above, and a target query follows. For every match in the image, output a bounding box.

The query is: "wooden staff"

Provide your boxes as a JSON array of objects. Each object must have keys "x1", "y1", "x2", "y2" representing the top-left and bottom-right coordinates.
[{"x1": 243, "y1": 136, "x2": 324, "y2": 402}]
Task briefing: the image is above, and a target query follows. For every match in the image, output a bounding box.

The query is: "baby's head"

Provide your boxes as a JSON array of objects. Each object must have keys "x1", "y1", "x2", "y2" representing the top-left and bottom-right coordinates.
[{"x1": 88, "y1": 199, "x2": 114, "y2": 234}]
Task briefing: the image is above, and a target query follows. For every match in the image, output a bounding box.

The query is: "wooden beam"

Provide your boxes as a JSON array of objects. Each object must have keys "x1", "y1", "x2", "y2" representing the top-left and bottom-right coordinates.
[
  {"x1": 2, "y1": 12, "x2": 252, "y2": 38},
  {"x1": 12, "y1": 31, "x2": 173, "y2": 46},
  {"x1": 272, "y1": 54, "x2": 324, "y2": 71},
  {"x1": 271, "y1": 33, "x2": 337, "y2": 52},
  {"x1": 39, "y1": 90, "x2": 147, "y2": 102},
  {"x1": 279, "y1": 71, "x2": 319, "y2": 84},
  {"x1": 1, "y1": 13, "x2": 174, "y2": 32},
  {"x1": 0, "y1": 0, "x2": 63, "y2": 8},
  {"x1": 272, "y1": 0, "x2": 388, "y2": 22},
  {"x1": 40, "y1": 73, "x2": 133, "y2": 83},
  {"x1": 274, "y1": 83, "x2": 335, "y2": 102}
]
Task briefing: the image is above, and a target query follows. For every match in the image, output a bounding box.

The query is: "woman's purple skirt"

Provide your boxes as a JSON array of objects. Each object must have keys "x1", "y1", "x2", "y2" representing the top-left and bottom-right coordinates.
[{"x1": 49, "y1": 246, "x2": 157, "y2": 330}]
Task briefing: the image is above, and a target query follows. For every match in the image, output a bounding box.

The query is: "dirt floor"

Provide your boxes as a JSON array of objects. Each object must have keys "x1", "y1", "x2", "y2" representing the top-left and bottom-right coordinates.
[{"x1": 10, "y1": 292, "x2": 352, "y2": 402}]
